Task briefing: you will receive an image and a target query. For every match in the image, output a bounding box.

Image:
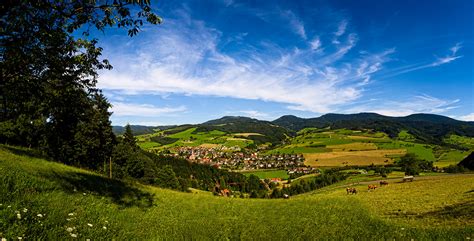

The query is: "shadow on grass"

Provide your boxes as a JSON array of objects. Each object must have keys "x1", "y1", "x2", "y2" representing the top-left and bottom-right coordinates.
[
  {"x1": 2, "y1": 145, "x2": 50, "y2": 160},
  {"x1": 418, "y1": 200, "x2": 474, "y2": 220},
  {"x1": 39, "y1": 170, "x2": 154, "y2": 209}
]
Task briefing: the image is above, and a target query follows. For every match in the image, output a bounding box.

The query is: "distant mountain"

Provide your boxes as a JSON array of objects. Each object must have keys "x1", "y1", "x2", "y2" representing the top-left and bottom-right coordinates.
[
  {"x1": 112, "y1": 125, "x2": 176, "y2": 135},
  {"x1": 273, "y1": 113, "x2": 474, "y2": 145}
]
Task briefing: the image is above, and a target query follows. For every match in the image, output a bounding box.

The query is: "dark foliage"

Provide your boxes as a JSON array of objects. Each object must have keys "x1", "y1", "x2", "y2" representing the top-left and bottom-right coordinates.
[
  {"x1": 150, "y1": 136, "x2": 179, "y2": 145},
  {"x1": 396, "y1": 153, "x2": 434, "y2": 175},
  {"x1": 271, "y1": 171, "x2": 347, "y2": 198},
  {"x1": 458, "y1": 152, "x2": 474, "y2": 170},
  {"x1": 0, "y1": 0, "x2": 161, "y2": 169}
]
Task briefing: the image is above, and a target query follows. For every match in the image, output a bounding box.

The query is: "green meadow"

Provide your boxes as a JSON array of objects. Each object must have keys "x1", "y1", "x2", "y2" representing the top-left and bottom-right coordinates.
[
  {"x1": 240, "y1": 169, "x2": 290, "y2": 180},
  {"x1": 1, "y1": 145, "x2": 473, "y2": 240}
]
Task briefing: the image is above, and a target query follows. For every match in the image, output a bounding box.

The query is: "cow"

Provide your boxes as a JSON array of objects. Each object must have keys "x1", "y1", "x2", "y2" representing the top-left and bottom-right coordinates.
[
  {"x1": 368, "y1": 184, "x2": 378, "y2": 191},
  {"x1": 346, "y1": 187, "x2": 357, "y2": 194},
  {"x1": 379, "y1": 181, "x2": 389, "y2": 186}
]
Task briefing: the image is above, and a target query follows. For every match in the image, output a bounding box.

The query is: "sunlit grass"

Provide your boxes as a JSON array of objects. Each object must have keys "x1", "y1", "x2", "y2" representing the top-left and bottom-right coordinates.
[{"x1": 1, "y1": 145, "x2": 473, "y2": 239}]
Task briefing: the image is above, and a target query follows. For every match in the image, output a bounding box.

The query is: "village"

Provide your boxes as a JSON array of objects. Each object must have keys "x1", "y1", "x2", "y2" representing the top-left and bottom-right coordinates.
[{"x1": 165, "y1": 146, "x2": 315, "y2": 174}]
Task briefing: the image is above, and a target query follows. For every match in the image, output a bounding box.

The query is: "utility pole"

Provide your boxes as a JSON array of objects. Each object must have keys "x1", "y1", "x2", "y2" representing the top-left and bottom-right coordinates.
[{"x1": 109, "y1": 157, "x2": 112, "y2": 179}]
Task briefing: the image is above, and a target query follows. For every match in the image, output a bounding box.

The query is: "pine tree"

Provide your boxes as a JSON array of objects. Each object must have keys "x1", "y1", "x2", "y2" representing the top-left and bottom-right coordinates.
[{"x1": 123, "y1": 124, "x2": 137, "y2": 148}]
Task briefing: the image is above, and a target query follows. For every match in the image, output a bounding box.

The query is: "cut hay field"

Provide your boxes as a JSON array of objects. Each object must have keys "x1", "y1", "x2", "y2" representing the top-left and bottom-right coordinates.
[
  {"x1": 327, "y1": 142, "x2": 378, "y2": 151},
  {"x1": 304, "y1": 149, "x2": 406, "y2": 167},
  {"x1": 1, "y1": 146, "x2": 473, "y2": 239}
]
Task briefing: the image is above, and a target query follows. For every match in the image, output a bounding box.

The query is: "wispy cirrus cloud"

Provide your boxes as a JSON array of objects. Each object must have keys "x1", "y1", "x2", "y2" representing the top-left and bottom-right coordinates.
[
  {"x1": 309, "y1": 36, "x2": 322, "y2": 51},
  {"x1": 332, "y1": 20, "x2": 348, "y2": 44},
  {"x1": 111, "y1": 102, "x2": 187, "y2": 117},
  {"x1": 432, "y1": 42, "x2": 463, "y2": 66},
  {"x1": 98, "y1": 9, "x2": 395, "y2": 113},
  {"x1": 379, "y1": 42, "x2": 463, "y2": 78},
  {"x1": 343, "y1": 94, "x2": 459, "y2": 116},
  {"x1": 281, "y1": 10, "x2": 307, "y2": 39}
]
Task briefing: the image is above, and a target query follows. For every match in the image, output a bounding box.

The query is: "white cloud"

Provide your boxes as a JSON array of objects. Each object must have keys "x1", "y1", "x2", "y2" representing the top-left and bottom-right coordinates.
[
  {"x1": 310, "y1": 37, "x2": 321, "y2": 51},
  {"x1": 432, "y1": 42, "x2": 463, "y2": 66},
  {"x1": 237, "y1": 110, "x2": 270, "y2": 119},
  {"x1": 335, "y1": 20, "x2": 348, "y2": 37},
  {"x1": 343, "y1": 94, "x2": 459, "y2": 116},
  {"x1": 111, "y1": 102, "x2": 187, "y2": 117},
  {"x1": 456, "y1": 113, "x2": 474, "y2": 121},
  {"x1": 99, "y1": 11, "x2": 394, "y2": 113},
  {"x1": 281, "y1": 10, "x2": 307, "y2": 39}
]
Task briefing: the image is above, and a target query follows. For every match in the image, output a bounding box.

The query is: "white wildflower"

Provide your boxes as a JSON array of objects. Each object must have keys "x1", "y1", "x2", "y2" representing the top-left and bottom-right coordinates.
[
  {"x1": 7, "y1": 205, "x2": 11, "y2": 208},
  {"x1": 103, "y1": 226, "x2": 107, "y2": 230},
  {"x1": 66, "y1": 218, "x2": 71, "y2": 221},
  {"x1": 401, "y1": 228, "x2": 405, "y2": 230},
  {"x1": 86, "y1": 239, "x2": 91, "y2": 241},
  {"x1": 22, "y1": 208, "x2": 27, "y2": 213},
  {"x1": 37, "y1": 214, "x2": 43, "y2": 218},
  {"x1": 105, "y1": 220, "x2": 108, "y2": 223},
  {"x1": 17, "y1": 237, "x2": 22, "y2": 240},
  {"x1": 0, "y1": 203, "x2": 2, "y2": 206},
  {"x1": 16, "y1": 213, "x2": 21, "y2": 219},
  {"x1": 1, "y1": 238, "x2": 6, "y2": 241},
  {"x1": 66, "y1": 227, "x2": 73, "y2": 232},
  {"x1": 87, "y1": 223, "x2": 93, "y2": 227},
  {"x1": 68, "y1": 213, "x2": 74, "y2": 216},
  {"x1": 70, "y1": 233, "x2": 77, "y2": 238},
  {"x1": 83, "y1": 193, "x2": 86, "y2": 196}
]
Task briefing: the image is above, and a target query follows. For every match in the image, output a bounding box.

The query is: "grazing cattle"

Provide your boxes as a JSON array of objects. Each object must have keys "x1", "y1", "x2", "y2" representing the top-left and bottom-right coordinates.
[
  {"x1": 403, "y1": 176, "x2": 414, "y2": 182},
  {"x1": 368, "y1": 184, "x2": 378, "y2": 191},
  {"x1": 346, "y1": 187, "x2": 357, "y2": 194},
  {"x1": 379, "y1": 181, "x2": 389, "y2": 186}
]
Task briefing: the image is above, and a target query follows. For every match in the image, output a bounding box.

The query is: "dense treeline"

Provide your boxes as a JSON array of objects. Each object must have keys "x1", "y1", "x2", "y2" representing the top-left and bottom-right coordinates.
[{"x1": 271, "y1": 171, "x2": 347, "y2": 198}]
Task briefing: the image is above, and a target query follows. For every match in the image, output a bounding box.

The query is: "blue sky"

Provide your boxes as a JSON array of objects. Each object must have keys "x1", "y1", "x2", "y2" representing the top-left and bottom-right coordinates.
[{"x1": 94, "y1": 0, "x2": 473, "y2": 125}]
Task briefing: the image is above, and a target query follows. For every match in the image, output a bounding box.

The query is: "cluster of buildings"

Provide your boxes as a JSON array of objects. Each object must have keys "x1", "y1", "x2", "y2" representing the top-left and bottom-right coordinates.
[{"x1": 170, "y1": 146, "x2": 306, "y2": 170}]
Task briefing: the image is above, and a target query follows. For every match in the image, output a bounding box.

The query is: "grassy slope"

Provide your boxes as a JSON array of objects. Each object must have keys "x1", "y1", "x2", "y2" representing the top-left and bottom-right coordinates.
[
  {"x1": 2, "y1": 146, "x2": 472, "y2": 239},
  {"x1": 137, "y1": 127, "x2": 254, "y2": 150}
]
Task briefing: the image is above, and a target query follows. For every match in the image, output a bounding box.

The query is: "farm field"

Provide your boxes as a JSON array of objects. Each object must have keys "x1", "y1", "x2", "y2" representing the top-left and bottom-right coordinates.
[
  {"x1": 136, "y1": 127, "x2": 256, "y2": 151},
  {"x1": 1, "y1": 146, "x2": 473, "y2": 240},
  {"x1": 434, "y1": 149, "x2": 471, "y2": 167},
  {"x1": 240, "y1": 169, "x2": 290, "y2": 180},
  {"x1": 304, "y1": 149, "x2": 406, "y2": 167},
  {"x1": 271, "y1": 128, "x2": 472, "y2": 167}
]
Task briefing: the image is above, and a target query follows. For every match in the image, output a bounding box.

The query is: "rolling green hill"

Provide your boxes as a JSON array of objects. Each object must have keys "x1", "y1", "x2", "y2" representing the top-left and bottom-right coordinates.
[
  {"x1": 1, "y1": 145, "x2": 473, "y2": 239},
  {"x1": 273, "y1": 113, "x2": 474, "y2": 145}
]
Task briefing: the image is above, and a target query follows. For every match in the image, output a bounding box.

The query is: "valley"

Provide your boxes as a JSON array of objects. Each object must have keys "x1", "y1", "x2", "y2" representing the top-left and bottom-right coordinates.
[{"x1": 130, "y1": 114, "x2": 473, "y2": 180}]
